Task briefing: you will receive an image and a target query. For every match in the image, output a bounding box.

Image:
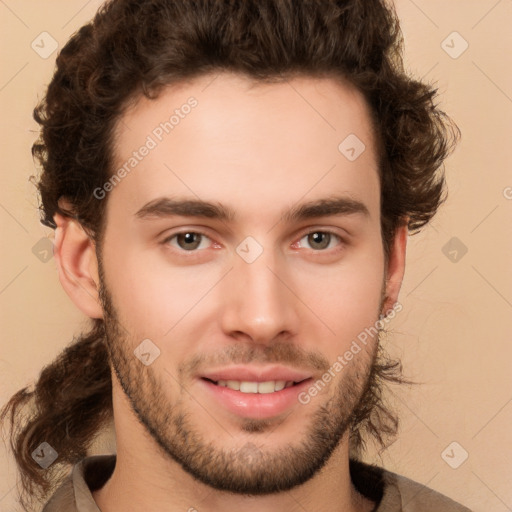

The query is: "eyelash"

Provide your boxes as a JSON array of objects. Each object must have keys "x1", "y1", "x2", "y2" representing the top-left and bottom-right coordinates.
[{"x1": 161, "y1": 229, "x2": 345, "y2": 255}]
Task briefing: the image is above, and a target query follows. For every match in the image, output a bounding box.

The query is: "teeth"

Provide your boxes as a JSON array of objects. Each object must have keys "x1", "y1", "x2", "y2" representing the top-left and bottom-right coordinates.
[
  {"x1": 226, "y1": 380, "x2": 240, "y2": 390},
  {"x1": 257, "y1": 381, "x2": 276, "y2": 394},
  {"x1": 240, "y1": 381, "x2": 258, "y2": 393},
  {"x1": 215, "y1": 380, "x2": 294, "y2": 393},
  {"x1": 274, "y1": 380, "x2": 286, "y2": 391}
]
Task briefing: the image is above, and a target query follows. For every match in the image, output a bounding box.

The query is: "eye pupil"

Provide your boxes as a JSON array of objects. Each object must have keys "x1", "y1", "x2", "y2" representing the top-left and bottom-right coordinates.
[
  {"x1": 177, "y1": 232, "x2": 201, "y2": 250},
  {"x1": 308, "y1": 232, "x2": 330, "y2": 250},
  {"x1": 171, "y1": 231, "x2": 336, "y2": 253}
]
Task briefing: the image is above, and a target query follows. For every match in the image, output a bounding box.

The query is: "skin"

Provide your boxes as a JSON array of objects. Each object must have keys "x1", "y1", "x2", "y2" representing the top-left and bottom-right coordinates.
[{"x1": 53, "y1": 72, "x2": 407, "y2": 512}]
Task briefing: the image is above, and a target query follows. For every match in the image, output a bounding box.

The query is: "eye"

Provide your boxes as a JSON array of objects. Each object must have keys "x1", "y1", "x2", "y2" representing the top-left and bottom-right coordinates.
[
  {"x1": 296, "y1": 231, "x2": 342, "y2": 251},
  {"x1": 163, "y1": 231, "x2": 212, "y2": 251}
]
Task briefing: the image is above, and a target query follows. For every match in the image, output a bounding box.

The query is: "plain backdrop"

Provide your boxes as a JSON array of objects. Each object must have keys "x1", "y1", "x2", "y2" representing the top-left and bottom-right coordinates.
[{"x1": 1, "y1": 1, "x2": 511, "y2": 511}]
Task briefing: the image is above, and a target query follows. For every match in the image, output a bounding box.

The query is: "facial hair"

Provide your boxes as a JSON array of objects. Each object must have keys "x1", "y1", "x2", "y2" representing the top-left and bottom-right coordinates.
[{"x1": 98, "y1": 274, "x2": 384, "y2": 495}]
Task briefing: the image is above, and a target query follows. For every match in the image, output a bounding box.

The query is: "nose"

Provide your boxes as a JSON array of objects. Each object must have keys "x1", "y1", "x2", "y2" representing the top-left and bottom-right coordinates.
[{"x1": 218, "y1": 248, "x2": 300, "y2": 345}]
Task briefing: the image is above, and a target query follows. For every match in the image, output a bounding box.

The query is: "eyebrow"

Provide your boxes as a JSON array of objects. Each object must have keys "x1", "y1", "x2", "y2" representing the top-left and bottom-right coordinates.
[{"x1": 135, "y1": 196, "x2": 369, "y2": 223}]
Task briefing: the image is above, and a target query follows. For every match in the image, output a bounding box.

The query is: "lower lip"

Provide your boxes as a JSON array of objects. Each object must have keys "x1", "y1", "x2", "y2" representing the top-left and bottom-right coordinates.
[{"x1": 199, "y1": 378, "x2": 312, "y2": 419}]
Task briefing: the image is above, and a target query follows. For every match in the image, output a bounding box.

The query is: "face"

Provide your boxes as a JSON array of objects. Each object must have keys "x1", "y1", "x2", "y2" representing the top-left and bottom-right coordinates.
[{"x1": 97, "y1": 72, "x2": 395, "y2": 493}]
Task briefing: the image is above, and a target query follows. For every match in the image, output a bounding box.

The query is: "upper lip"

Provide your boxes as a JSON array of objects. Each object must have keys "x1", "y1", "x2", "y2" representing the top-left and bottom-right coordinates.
[{"x1": 200, "y1": 365, "x2": 312, "y2": 383}]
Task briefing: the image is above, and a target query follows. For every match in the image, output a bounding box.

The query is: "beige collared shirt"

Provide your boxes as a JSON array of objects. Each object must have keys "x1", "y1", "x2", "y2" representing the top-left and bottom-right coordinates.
[{"x1": 42, "y1": 455, "x2": 472, "y2": 511}]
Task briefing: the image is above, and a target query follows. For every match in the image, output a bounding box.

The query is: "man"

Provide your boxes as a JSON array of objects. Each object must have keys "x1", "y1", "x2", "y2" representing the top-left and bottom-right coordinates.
[{"x1": 1, "y1": 0, "x2": 468, "y2": 510}]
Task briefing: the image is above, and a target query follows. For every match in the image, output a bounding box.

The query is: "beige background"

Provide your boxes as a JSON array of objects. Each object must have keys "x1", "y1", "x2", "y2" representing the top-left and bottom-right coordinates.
[{"x1": 1, "y1": 1, "x2": 511, "y2": 510}]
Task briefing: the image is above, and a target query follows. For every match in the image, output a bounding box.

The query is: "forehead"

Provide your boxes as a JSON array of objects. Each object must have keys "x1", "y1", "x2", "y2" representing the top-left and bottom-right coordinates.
[{"x1": 109, "y1": 72, "x2": 380, "y2": 224}]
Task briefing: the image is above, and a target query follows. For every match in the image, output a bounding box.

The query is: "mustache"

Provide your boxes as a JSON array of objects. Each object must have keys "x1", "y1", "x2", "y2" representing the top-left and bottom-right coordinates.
[{"x1": 179, "y1": 340, "x2": 331, "y2": 378}]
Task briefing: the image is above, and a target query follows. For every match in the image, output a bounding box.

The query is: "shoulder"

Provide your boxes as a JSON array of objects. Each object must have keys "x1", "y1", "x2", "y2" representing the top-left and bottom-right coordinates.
[
  {"x1": 41, "y1": 471, "x2": 76, "y2": 512},
  {"x1": 42, "y1": 455, "x2": 116, "y2": 512},
  {"x1": 349, "y1": 459, "x2": 473, "y2": 512},
  {"x1": 382, "y1": 469, "x2": 473, "y2": 511}
]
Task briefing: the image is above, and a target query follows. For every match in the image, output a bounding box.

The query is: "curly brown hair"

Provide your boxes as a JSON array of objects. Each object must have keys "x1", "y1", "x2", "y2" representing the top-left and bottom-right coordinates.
[{"x1": 1, "y1": 0, "x2": 459, "y2": 509}]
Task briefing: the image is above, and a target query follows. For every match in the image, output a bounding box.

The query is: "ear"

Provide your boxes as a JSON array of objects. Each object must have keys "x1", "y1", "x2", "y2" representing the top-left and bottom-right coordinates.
[
  {"x1": 53, "y1": 212, "x2": 103, "y2": 319},
  {"x1": 382, "y1": 223, "x2": 408, "y2": 315}
]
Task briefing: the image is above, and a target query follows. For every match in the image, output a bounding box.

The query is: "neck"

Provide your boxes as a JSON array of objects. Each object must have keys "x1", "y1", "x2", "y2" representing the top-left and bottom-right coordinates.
[{"x1": 93, "y1": 381, "x2": 374, "y2": 512}]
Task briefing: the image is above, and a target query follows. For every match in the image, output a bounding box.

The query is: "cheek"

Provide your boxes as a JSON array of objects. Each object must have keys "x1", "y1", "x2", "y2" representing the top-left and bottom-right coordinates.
[
  {"x1": 292, "y1": 245, "x2": 385, "y2": 350},
  {"x1": 101, "y1": 240, "x2": 221, "y2": 340},
  {"x1": 101, "y1": 221, "x2": 385, "y2": 358}
]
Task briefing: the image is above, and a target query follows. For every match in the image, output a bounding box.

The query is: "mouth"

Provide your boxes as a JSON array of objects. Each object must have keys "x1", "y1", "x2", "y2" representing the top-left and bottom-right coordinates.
[
  {"x1": 197, "y1": 367, "x2": 313, "y2": 419},
  {"x1": 201, "y1": 377, "x2": 309, "y2": 394}
]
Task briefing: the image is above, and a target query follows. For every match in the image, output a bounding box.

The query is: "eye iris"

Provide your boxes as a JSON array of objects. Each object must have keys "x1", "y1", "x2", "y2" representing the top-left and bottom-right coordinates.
[
  {"x1": 308, "y1": 232, "x2": 330, "y2": 250},
  {"x1": 177, "y1": 233, "x2": 202, "y2": 250},
  {"x1": 174, "y1": 233, "x2": 333, "y2": 251}
]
